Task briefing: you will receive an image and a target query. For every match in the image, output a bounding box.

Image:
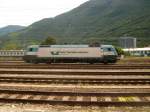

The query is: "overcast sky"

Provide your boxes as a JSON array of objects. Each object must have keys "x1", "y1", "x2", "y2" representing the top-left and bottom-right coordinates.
[{"x1": 0, "y1": 0, "x2": 89, "y2": 28}]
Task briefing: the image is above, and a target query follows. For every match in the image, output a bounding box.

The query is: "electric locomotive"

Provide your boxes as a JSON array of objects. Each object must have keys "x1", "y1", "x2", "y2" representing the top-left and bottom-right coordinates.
[{"x1": 23, "y1": 44, "x2": 118, "y2": 64}]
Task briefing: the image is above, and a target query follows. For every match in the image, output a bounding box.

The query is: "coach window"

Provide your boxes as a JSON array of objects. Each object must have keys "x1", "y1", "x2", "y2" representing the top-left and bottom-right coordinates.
[{"x1": 145, "y1": 51, "x2": 147, "y2": 54}]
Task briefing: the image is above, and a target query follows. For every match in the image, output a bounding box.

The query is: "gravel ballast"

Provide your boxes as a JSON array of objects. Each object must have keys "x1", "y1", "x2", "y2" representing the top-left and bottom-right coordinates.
[{"x1": 0, "y1": 103, "x2": 150, "y2": 112}]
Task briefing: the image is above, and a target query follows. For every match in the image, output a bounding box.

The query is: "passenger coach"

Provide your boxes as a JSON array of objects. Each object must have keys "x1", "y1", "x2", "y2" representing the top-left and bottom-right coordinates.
[{"x1": 23, "y1": 45, "x2": 118, "y2": 64}]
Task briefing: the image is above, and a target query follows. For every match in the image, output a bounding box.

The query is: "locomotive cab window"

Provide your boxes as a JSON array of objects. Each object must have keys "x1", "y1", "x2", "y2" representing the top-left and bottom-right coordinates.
[
  {"x1": 107, "y1": 48, "x2": 112, "y2": 51},
  {"x1": 28, "y1": 48, "x2": 38, "y2": 52},
  {"x1": 103, "y1": 47, "x2": 113, "y2": 52}
]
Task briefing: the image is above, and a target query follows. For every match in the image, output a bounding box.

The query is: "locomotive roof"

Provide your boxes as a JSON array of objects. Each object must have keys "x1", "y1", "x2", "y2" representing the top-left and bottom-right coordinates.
[
  {"x1": 50, "y1": 45, "x2": 89, "y2": 48},
  {"x1": 35, "y1": 45, "x2": 89, "y2": 48},
  {"x1": 28, "y1": 45, "x2": 114, "y2": 48}
]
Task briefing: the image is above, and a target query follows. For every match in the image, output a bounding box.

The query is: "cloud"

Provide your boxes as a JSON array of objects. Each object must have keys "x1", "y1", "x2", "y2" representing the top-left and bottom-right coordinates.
[{"x1": 0, "y1": 0, "x2": 88, "y2": 27}]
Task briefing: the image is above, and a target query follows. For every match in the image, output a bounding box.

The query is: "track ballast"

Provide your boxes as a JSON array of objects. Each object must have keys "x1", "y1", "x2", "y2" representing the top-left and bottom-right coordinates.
[{"x1": 0, "y1": 60, "x2": 149, "y2": 106}]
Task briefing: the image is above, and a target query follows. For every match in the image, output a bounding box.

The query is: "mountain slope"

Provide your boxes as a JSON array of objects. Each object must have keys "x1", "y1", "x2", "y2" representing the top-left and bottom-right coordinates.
[
  {"x1": 1, "y1": 0, "x2": 150, "y2": 48},
  {"x1": 0, "y1": 25, "x2": 25, "y2": 36}
]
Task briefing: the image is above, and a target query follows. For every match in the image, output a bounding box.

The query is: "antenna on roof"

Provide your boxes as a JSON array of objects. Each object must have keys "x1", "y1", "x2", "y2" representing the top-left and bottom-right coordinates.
[{"x1": 89, "y1": 42, "x2": 101, "y2": 47}]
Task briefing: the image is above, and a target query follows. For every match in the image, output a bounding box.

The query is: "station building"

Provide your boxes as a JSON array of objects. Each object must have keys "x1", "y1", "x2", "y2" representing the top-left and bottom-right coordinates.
[{"x1": 119, "y1": 37, "x2": 137, "y2": 48}]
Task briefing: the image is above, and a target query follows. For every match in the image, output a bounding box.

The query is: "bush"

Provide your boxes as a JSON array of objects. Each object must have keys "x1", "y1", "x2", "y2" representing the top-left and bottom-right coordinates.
[
  {"x1": 41, "y1": 36, "x2": 56, "y2": 45},
  {"x1": 115, "y1": 47, "x2": 124, "y2": 56}
]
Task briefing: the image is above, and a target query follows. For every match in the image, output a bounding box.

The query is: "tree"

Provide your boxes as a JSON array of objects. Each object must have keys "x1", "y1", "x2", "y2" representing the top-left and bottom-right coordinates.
[
  {"x1": 2, "y1": 42, "x2": 21, "y2": 50},
  {"x1": 115, "y1": 47, "x2": 124, "y2": 56},
  {"x1": 41, "y1": 36, "x2": 56, "y2": 45}
]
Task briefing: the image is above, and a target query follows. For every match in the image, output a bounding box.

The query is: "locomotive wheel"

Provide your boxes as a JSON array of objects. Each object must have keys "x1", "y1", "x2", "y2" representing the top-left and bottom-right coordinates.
[
  {"x1": 103, "y1": 61, "x2": 108, "y2": 64},
  {"x1": 29, "y1": 60, "x2": 38, "y2": 64}
]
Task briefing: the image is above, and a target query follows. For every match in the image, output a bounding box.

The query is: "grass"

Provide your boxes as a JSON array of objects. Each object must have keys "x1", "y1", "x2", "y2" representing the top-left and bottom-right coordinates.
[
  {"x1": 117, "y1": 56, "x2": 150, "y2": 64},
  {"x1": 0, "y1": 57, "x2": 23, "y2": 61}
]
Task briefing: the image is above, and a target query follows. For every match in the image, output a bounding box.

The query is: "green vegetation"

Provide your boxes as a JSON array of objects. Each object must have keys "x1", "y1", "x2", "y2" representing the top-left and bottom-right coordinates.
[
  {"x1": 115, "y1": 47, "x2": 124, "y2": 56},
  {"x1": 0, "y1": 0, "x2": 150, "y2": 49},
  {"x1": 0, "y1": 25, "x2": 25, "y2": 36},
  {"x1": 1, "y1": 42, "x2": 21, "y2": 50},
  {"x1": 41, "y1": 36, "x2": 56, "y2": 45}
]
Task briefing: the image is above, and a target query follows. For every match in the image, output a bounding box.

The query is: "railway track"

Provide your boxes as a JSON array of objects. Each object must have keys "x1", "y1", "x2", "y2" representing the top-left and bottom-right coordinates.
[
  {"x1": 0, "y1": 60, "x2": 150, "y2": 65},
  {"x1": 0, "y1": 64, "x2": 150, "y2": 69},
  {"x1": 0, "y1": 62, "x2": 149, "y2": 106},
  {"x1": 0, "y1": 81, "x2": 149, "y2": 106},
  {"x1": 0, "y1": 68, "x2": 149, "y2": 75},
  {"x1": 0, "y1": 85, "x2": 149, "y2": 106},
  {"x1": 0, "y1": 75, "x2": 150, "y2": 84}
]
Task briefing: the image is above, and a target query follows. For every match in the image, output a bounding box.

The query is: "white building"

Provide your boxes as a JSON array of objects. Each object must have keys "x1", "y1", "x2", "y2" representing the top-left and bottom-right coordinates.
[
  {"x1": 119, "y1": 37, "x2": 137, "y2": 48},
  {"x1": 123, "y1": 47, "x2": 150, "y2": 56}
]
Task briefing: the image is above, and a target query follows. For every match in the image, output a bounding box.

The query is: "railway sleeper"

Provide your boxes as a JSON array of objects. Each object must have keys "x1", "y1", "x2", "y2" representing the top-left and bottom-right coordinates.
[{"x1": 0, "y1": 93, "x2": 149, "y2": 106}]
